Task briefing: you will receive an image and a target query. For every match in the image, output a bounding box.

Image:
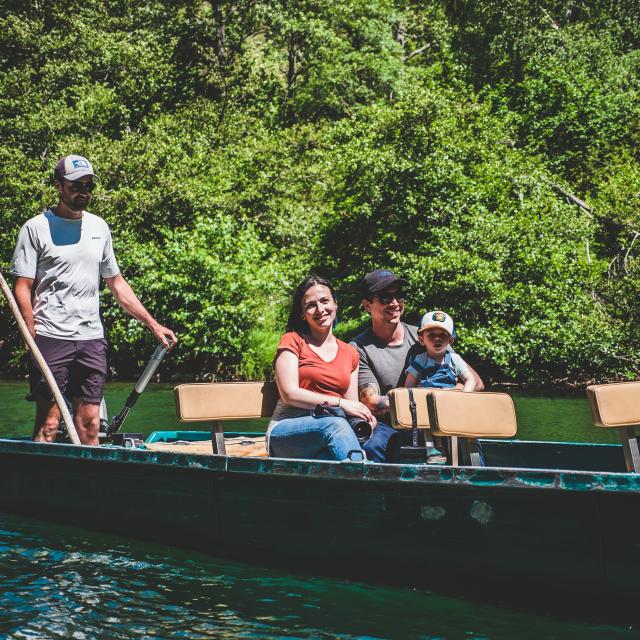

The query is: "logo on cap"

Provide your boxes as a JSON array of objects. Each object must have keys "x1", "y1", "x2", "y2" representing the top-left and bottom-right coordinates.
[
  {"x1": 72, "y1": 159, "x2": 90, "y2": 169},
  {"x1": 432, "y1": 312, "x2": 446, "y2": 323}
]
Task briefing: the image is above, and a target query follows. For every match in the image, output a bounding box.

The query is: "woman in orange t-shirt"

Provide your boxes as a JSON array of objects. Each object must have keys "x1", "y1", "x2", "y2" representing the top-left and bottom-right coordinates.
[{"x1": 267, "y1": 274, "x2": 376, "y2": 460}]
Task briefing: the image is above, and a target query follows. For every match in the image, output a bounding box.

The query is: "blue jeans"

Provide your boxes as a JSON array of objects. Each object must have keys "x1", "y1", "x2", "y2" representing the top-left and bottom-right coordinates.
[
  {"x1": 363, "y1": 422, "x2": 402, "y2": 463},
  {"x1": 363, "y1": 422, "x2": 485, "y2": 464},
  {"x1": 269, "y1": 414, "x2": 362, "y2": 461}
]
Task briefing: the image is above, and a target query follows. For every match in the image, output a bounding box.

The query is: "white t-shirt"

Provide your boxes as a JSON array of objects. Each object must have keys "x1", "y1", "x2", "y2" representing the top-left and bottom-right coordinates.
[{"x1": 10, "y1": 208, "x2": 120, "y2": 340}]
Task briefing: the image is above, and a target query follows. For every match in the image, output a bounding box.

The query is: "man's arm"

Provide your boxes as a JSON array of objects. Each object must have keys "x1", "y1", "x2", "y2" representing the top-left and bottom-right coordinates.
[
  {"x1": 352, "y1": 338, "x2": 391, "y2": 416},
  {"x1": 104, "y1": 273, "x2": 177, "y2": 348},
  {"x1": 14, "y1": 277, "x2": 35, "y2": 339},
  {"x1": 358, "y1": 383, "x2": 390, "y2": 417}
]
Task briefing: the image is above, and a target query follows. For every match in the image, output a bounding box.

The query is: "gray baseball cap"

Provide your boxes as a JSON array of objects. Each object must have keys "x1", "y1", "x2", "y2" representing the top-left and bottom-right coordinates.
[{"x1": 54, "y1": 155, "x2": 97, "y2": 182}]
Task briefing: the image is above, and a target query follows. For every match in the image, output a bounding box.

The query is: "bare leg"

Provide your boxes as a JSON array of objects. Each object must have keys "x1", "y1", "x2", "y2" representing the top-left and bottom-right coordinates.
[
  {"x1": 33, "y1": 398, "x2": 61, "y2": 442},
  {"x1": 72, "y1": 398, "x2": 101, "y2": 445}
]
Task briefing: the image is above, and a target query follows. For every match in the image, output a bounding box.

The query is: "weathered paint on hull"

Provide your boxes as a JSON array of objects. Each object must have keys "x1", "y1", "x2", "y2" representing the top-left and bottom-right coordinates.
[{"x1": 1, "y1": 438, "x2": 639, "y2": 617}]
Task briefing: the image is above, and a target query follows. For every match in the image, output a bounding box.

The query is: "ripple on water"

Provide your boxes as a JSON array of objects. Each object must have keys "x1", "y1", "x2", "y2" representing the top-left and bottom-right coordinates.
[{"x1": 0, "y1": 511, "x2": 638, "y2": 640}]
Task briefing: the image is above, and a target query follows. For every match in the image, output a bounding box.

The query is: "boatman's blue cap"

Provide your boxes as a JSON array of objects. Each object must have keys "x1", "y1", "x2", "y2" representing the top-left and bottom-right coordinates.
[{"x1": 360, "y1": 269, "x2": 408, "y2": 299}]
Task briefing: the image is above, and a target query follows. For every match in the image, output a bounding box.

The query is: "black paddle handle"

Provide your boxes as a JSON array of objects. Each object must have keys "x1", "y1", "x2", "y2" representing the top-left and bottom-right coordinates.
[{"x1": 107, "y1": 345, "x2": 170, "y2": 434}]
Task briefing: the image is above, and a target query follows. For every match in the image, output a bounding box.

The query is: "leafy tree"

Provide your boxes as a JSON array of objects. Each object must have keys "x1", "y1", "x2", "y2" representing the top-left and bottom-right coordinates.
[
  {"x1": 2, "y1": 0, "x2": 639, "y2": 385},
  {"x1": 322, "y1": 88, "x2": 615, "y2": 383},
  {"x1": 262, "y1": 0, "x2": 404, "y2": 122}
]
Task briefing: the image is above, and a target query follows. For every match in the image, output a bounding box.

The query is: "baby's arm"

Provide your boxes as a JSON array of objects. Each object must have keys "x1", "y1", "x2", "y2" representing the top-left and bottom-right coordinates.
[
  {"x1": 453, "y1": 353, "x2": 476, "y2": 392},
  {"x1": 460, "y1": 369, "x2": 476, "y2": 392},
  {"x1": 405, "y1": 357, "x2": 421, "y2": 388},
  {"x1": 405, "y1": 372, "x2": 418, "y2": 388}
]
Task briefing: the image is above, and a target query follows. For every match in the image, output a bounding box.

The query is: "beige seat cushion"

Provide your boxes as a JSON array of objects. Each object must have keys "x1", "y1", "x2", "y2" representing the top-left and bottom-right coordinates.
[
  {"x1": 174, "y1": 382, "x2": 279, "y2": 421},
  {"x1": 389, "y1": 388, "x2": 517, "y2": 438},
  {"x1": 427, "y1": 389, "x2": 517, "y2": 438},
  {"x1": 587, "y1": 382, "x2": 640, "y2": 428}
]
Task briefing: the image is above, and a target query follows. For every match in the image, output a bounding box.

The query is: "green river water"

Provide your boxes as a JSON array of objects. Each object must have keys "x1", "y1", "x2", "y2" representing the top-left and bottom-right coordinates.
[
  {"x1": 0, "y1": 381, "x2": 633, "y2": 639},
  {"x1": 0, "y1": 380, "x2": 619, "y2": 443}
]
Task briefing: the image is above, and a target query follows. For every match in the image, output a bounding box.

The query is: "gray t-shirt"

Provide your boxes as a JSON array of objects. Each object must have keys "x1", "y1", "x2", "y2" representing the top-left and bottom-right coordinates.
[
  {"x1": 10, "y1": 208, "x2": 120, "y2": 340},
  {"x1": 351, "y1": 323, "x2": 422, "y2": 395}
]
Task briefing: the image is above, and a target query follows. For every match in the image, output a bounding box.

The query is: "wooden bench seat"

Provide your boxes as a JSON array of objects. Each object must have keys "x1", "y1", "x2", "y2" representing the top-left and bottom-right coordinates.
[
  {"x1": 174, "y1": 382, "x2": 278, "y2": 455},
  {"x1": 388, "y1": 388, "x2": 517, "y2": 466},
  {"x1": 587, "y1": 381, "x2": 640, "y2": 472}
]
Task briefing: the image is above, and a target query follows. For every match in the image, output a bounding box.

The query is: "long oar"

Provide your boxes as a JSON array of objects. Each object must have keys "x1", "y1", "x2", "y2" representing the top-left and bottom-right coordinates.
[{"x1": 0, "y1": 269, "x2": 81, "y2": 445}]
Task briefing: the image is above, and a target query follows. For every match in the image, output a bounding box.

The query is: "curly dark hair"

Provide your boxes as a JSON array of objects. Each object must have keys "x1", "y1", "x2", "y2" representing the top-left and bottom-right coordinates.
[{"x1": 286, "y1": 274, "x2": 337, "y2": 335}]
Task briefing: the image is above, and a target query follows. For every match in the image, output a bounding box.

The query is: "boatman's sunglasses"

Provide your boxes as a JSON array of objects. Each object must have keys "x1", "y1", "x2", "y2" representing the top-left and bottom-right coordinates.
[{"x1": 66, "y1": 180, "x2": 96, "y2": 193}]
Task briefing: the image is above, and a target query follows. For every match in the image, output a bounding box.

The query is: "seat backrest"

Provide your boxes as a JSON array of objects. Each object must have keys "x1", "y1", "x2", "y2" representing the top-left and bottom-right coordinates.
[
  {"x1": 586, "y1": 382, "x2": 640, "y2": 428},
  {"x1": 427, "y1": 389, "x2": 517, "y2": 438},
  {"x1": 388, "y1": 387, "x2": 433, "y2": 429},
  {"x1": 174, "y1": 381, "x2": 279, "y2": 422},
  {"x1": 389, "y1": 388, "x2": 517, "y2": 438}
]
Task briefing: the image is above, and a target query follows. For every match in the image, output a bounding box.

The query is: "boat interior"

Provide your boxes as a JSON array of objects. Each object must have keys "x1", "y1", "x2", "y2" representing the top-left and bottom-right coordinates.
[{"x1": 137, "y1": 380, "x2": 640, "y2": 475}]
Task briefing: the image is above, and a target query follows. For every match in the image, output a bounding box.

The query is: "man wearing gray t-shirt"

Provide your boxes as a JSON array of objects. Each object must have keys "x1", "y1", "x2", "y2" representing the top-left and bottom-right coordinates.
[
  {"x1": 10, "y1": 155, "x2": 176, "y2": 446},
  {"x1": 351, "y1": 269, "x2": 483, "y2": 462}
]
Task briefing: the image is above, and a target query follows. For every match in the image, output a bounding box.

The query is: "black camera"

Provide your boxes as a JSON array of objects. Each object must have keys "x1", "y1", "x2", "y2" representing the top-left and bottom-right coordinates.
[
  {"x1": 313, "y1": 404, "x2": 372, "y2": 443},
  {"x1": 348, "y1": 418, "x2": 372, "y2": 443}
]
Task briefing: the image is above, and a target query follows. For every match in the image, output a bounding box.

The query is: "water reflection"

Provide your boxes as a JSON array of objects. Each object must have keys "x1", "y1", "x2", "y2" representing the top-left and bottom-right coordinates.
[{"x1": 0, "y1": 512, "x2": 636, "y2": 639}]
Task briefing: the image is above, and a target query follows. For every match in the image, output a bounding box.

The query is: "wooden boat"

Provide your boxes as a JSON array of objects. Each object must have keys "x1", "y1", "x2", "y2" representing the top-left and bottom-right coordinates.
[{"x1": 1, "y1": 381, "x2": 640, "y2": 619}]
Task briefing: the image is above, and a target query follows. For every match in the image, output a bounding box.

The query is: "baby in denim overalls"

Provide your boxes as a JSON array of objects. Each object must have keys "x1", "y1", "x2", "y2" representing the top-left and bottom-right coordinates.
[{"x1": 404, "y1": 310, "x2": 476, "y2": 463}]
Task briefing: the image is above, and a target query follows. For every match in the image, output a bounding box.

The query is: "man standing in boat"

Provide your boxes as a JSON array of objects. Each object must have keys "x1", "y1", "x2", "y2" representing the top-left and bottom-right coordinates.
[
  {"x1": 351, "y1": 269, "x2": 483, "y2": 462},
  {"x1": 10, "y1": 154, "x2": 176, "y2": 446}
]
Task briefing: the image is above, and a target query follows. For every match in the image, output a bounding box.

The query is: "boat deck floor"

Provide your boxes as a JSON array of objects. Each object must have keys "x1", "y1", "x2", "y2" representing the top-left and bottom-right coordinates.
[
  {"x1": 144, "y1": 436, "x2": 267, "y2": 457},
  {"x1": 141, "y1": 434, "x2": 629, "y2": 472}
]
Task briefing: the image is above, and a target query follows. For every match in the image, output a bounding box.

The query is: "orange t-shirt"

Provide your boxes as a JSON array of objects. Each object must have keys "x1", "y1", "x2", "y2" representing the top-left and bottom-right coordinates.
[{"x1": 276, "y1": 331, "x2": 359, "y2": 398}]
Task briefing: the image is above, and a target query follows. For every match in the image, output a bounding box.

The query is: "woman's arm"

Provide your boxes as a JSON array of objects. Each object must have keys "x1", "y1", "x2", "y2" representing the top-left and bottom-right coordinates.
[
  {"x1": 274, "y1": 350, "x2": 341, "y2": 409},
  {"x1": 275, "y1": 353, "x2": 375, "y2": 423}
]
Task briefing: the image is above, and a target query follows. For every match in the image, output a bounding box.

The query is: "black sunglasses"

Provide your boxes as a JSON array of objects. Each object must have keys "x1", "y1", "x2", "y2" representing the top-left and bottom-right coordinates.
[
  {"x1": 66, "y1": 180, "x2": 96, "y2": 193},
  {"x1": 375, "y1": 290, "x2": 406, "y2": 305}
]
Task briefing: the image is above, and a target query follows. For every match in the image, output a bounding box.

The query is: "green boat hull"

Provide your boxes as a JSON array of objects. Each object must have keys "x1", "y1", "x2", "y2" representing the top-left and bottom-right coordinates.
[{"x1": 0, "y1": 437, "x2": 638, "y2": 618}]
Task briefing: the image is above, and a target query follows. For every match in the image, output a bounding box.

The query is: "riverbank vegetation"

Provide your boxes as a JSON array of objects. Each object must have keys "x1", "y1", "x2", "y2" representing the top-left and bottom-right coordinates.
[{"x1": 1, "y1": 0, "x2": 639, "y2": 386}]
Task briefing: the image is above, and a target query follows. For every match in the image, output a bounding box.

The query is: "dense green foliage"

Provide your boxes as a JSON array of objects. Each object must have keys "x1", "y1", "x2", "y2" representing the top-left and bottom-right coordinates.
[{"x1": 1, "y1": 0, "x2": 639, "y2": 385}]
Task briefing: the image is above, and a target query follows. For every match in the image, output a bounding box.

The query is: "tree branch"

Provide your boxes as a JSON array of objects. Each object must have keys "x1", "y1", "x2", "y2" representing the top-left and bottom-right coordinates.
[
  {"x1": 403, "y1": 43, "x2": 432, "y2": 63},
  {"x1": 550, "y1": 183, "x2": 593, "y2": 215}
]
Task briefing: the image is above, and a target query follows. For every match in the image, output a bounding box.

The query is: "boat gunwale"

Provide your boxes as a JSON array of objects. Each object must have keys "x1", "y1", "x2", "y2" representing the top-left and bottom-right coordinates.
[{"x1": 1, "y1": 436, "x2": 640, "y2": 494}]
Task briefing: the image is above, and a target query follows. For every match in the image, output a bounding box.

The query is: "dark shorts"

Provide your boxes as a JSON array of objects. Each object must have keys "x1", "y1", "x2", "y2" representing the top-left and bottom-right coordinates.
[{"x1": 29, "y1": 335, "x2": 108, "y2": 404}]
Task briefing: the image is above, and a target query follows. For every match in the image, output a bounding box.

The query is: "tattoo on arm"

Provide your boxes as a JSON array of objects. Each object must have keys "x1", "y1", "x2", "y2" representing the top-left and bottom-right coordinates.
[
  {"x1": 359, "y1": 384, "x2": 374, "y2": 401},
  {"x1": 359, "y1": 384, "x2": 389, "y2": 416}
]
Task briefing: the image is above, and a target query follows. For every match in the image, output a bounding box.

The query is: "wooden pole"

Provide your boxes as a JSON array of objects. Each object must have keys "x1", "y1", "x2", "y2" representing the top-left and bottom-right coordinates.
[{"x1": 0, "y1": 269, "x2": 81, "y2": 445}]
